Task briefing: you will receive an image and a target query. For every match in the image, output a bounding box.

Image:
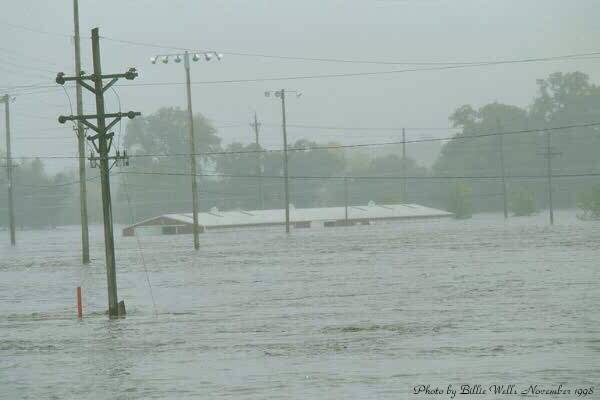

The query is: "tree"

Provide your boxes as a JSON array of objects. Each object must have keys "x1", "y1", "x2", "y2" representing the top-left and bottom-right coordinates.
[
  {"x1": 510, "y1": 190, "x2": 536, "y2": 216},
  {"x1": 447, "y1": 181, "x2": 472, "y2": 219},
  {"x1": 577, "y1": 184, "x2": 600, "y2": 220},
  {"x1": 530, "y1": 71, "x2": 594, "y2": 122},
  {"x1": 116, "y1": 107, "x2": 221, "y2": 222}
]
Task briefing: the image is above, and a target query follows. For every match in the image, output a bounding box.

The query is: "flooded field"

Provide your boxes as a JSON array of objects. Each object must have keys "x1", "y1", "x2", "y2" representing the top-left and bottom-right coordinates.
[{"x1": 1, "y1": 212, "x2": 599, "y2": 399}]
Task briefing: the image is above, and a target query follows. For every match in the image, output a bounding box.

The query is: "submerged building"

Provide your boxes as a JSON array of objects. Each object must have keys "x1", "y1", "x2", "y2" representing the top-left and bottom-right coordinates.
[{"x1": 122, "y1": 202, "x2": 452, "y2": 236}]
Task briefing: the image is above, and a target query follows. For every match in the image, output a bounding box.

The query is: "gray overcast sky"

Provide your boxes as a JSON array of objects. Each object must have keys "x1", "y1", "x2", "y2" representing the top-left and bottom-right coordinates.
[{"x1": 1, "y1": 0, "x2": 599, "y2": 172}]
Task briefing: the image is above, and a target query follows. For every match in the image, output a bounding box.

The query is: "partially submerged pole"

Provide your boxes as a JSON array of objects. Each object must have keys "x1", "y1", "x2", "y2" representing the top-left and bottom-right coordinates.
[
  {"x1": 1, "y1": 94, "x2": 16, "y2": 245},
  {"x1": 280, "y1": 89, "x2": 290, "y2": 234},
  {"x1": 72, "y1": 0, "x2": 91, "y2": 263},
  {"x1": 76, "y1": 286, "x2": 83, "y2": 318}
]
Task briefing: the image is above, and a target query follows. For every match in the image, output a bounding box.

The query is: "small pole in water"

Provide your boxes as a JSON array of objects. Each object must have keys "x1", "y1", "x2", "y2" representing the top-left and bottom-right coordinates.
[{"x1": 77, "y1": 286, "x2": 83, "y2": 318}]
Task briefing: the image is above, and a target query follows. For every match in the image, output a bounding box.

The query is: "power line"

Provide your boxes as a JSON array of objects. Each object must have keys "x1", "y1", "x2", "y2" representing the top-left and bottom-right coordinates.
[
  {"x1": 0, "y1": 19, "x2": 71, "y2": 38},
  {"x1": 2, "y1": 121, "x2": 599, "y2": 160},
  {"x1": 219, "y1": 123, "x2": 459, "y2": 131},
  {"x1": 99, "y1": 36, "x2": 600, "y2": 67},
  {"x1": 114, "y1": 52, "x2": 600, "y2": 88},
  {"x1": 121, "y1": 170, "x2": 600, "y2": 181}
]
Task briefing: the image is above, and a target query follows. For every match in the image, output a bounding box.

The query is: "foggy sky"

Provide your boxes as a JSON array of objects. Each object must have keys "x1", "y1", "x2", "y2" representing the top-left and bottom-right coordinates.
[{"x1": 1, "y1": 0, "x2": 599, "y2": 172}]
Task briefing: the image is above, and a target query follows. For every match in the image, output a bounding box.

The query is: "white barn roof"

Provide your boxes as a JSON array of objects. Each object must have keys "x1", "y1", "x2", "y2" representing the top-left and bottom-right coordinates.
[{"x1": 125, "y1": 202, "x2": 452, "y2": 232}]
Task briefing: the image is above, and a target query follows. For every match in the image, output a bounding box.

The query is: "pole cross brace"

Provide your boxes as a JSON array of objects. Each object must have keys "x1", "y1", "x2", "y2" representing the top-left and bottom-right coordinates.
[
  {"x1": 56, "y1": 68, "x2": 138, "y2": 95},
  {"x1": 58, "y1": 111, "x2": 141, "y2": 133}
]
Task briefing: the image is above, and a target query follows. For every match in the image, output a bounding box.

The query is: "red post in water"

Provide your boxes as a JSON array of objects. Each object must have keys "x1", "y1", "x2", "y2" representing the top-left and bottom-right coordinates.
[{"x1": 77, "y1": 286, "x2": 83, "y2": 318}]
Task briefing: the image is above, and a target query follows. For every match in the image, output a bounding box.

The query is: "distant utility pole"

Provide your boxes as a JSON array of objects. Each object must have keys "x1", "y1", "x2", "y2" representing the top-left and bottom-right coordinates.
[
  {"x1": 538, "y1": 131, "x2": 561, "y2": 225},
  {"x1": 401, "y1": 127, "x2": 407, "y2": 203},
  {"x1": 72, "y1": 0, "x2": 90, "y2": 264},
  {"x1": 251, "y1": 112, "x2": 264, "y2": 210},
  {"x1": 496, "y1": 119, "x2": 508, "y2": 219},
  {"x1": 265, "y1": 89, "x2": 302, "y2": 233},
  {"x1": 1, "y1": 94, "x2": 15, "y2": 245},
  {"x1": 57, "y1": 27, "x2": 140, "y2": 317},
  {"x1": 151, "y1": 50, "x2": 223, "y2": 250},
  {"x1": 344, "y1": 176, "x2": 349, "y2": 224}
]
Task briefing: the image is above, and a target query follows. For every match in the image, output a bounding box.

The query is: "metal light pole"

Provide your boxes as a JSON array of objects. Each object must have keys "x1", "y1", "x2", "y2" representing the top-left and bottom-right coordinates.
[
  {"x1": 151, "y1": 51, "x2": 222, "y2": 250},
  {"x1": 1, "y1": 94, "x2": 15, "y2": 245},
  {"x1": 265, "y1": 89, "x2": 301, "y2": 233}
]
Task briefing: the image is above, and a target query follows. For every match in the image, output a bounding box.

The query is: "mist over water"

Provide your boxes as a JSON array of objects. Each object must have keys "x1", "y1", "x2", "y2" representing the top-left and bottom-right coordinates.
[{"x1": 1, "y1": 212, "x2": 598, "y2": 399}]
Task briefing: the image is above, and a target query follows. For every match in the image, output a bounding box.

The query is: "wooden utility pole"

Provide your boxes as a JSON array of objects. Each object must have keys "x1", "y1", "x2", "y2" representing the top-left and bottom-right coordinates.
[
  {"x1": 251, "y1": 112, "x2": 264, "y2": 210},
  {"x1": 401, "y1": 127, "x2": 407, "y2": 203},
  {"x1": 183, "y1": 51, "x2": 200, "y2": 250},
  {"x1": 72, "y1": 0, "x2": 90, "y2": 263},
  {"x1": 1, "y1": 94, "x2": 15, "y2": 245},
  {"x1": 538, "y1": 131, "x2": 561, "y2": 225},
  {"x1": 496, "y1": 119, "x2": 508, "y2": 219},
  {"x1": 344, "y1": 177, "x2": 349, "y2": 224},
  {"x1": 266, "y1": 89, "x2": 300, "y2": 233},
  {"x1": 91, "y1": 28, "x2": 118, "y2": 316},
  {"x1": 280, "y1": 90, "x2": 290, "y2": 233},
  {"x1": 56, "y1": 27, "x2": 139, "y2": 317}
]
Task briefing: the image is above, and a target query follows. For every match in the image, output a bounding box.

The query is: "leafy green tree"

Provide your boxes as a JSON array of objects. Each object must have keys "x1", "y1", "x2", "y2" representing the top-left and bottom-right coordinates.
[
  {"x1": 5, "y1": 158, "x2": 72, "y2": 228},
  {"x1": 447, "y1": 181, "x2": 472, "y2": 219},
  {"x1": 433, "y1": 72, "x2": 600, "y2": 214},
  {"x1": 510, "y1": 190, "x2": 536, "y2": 216},
  {"x1": 116, "y1": 107, "x2": 221, "y2": 221},
  {"x1": 577, "y1": 184, "x2": 600, "y2": 220}
]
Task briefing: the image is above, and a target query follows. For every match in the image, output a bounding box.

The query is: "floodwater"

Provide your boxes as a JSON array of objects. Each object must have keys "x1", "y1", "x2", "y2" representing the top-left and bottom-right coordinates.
[{"x1": 1, "y1": 212, "x2": 599, "y2": 399}]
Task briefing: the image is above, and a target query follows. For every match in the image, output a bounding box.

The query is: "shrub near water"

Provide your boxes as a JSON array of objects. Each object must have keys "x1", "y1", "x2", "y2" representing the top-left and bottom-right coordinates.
[
  {"x1": 577, "y1": 184, "x2": 600, "y2": 220},
  {"x1": 510, "y1": 190, "x2": 536, "y2": 216},
  {"x1": 447, "y1": 181, "x2": 472, "y2": 219}
]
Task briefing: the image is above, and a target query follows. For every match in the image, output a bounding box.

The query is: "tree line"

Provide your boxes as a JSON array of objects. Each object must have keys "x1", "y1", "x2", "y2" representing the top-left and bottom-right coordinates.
[{"x1": 2, "y1": 71, "x2": 600, "y2": 228}]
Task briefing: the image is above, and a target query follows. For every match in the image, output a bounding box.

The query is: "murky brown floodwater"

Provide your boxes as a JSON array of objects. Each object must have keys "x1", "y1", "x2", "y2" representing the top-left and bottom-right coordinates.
[{"x1": 1, "y1": 212, "x2": 599, "y2": 399}]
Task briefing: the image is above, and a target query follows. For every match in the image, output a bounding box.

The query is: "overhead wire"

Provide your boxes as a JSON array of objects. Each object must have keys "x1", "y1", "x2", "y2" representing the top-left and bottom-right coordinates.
[{"x1": 3, "y1": 120, "x2": 597, "y2": 160}]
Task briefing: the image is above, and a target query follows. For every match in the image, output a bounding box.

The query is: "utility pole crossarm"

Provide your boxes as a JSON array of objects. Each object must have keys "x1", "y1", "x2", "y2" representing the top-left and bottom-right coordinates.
[{"x1": 58, "y1": 111, "x2": 140, "y2": 133}]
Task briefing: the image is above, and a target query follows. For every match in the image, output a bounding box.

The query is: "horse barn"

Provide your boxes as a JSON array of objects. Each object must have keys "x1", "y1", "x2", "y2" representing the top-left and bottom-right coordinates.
[{"x1": 122, "y1": 202, "x2": 452, "y2": 236}]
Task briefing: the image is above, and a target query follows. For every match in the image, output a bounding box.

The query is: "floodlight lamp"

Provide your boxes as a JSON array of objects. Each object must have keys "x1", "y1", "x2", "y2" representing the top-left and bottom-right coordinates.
[
  {"x1": 161, "y1": 56, "x2": 169, "y2": 64},
  {"x1": 174, "y1": 55, "x2": 182, "y2": 63},
  {"x1": 216, "y1": 53, "x2": 223, "y2": 60},
  {"x1": 124, "y1": 68, "x2": 138, "y2": 80},
  {"x1": 150, "y1": 56, "x2": 157, "y2": 64},
  {"x1": 55, "y1": 72, "x2": 66, "y2": 85},
  {"x1": 204, "y1": 53, "x2": 213, "y2": 61},
  {"x1": 264, "y1": 91, "x2": 271, "y2": 97},
  {"x1": 275, "y1": 91, "x2": 282, "y2": 98},
  {"x1": 192, "y1": 53, "x2": 201, "y2": 62},
  {"x1": 296, "y1": 91, "x2": 302, "y2": 98}
]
